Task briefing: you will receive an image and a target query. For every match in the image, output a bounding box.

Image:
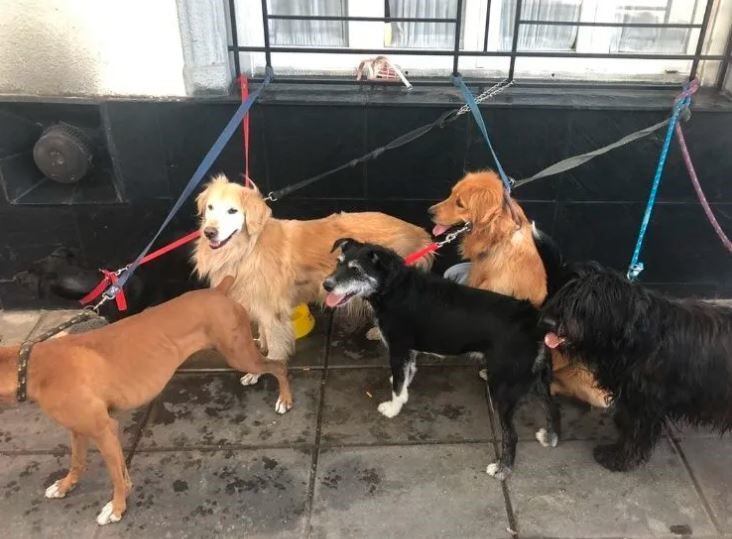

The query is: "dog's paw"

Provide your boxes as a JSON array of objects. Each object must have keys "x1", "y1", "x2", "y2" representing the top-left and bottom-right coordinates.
[
  {"x1": 365, "y1": 326, "x2": 382, "y2": 341},
  {"x1": 478, "y1": 369, "x2": 488, "y2": 381},
  {"x1": 593, "y1": 444, "x2": 634, "y2": 472},
  {"x1": 44, "y1": 480, "x2": 68, "y2": 499},
  {"x1": 535, "y1": 428, "x2": 558, "y2": 448},
  {"x1": 377, "y1": 400, "x2": 402, "y2": 418},
  {"x1": 240, "y1": 373, "x2": 261, "y2": 386},
  {"x1": 96, "y1": 501, "x2": 123, "y2": 526},
  {"x1": 275, "y1": 396, "x2": 293, "y2": 415},
  {"x1": 486, "y1": 462, "x2": 512, "y2": 481}
]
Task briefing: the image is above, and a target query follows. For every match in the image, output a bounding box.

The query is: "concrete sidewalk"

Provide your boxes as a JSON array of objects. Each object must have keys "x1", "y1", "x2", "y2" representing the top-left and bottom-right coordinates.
[{"x1": 0, "y1": 308, "x2": 729, "y2": 538}]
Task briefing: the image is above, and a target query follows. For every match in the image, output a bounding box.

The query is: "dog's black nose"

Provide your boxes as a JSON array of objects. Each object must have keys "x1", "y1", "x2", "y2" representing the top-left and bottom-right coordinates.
[
  {"x1": 323, "y1": 277, "x2": 335, "y2": 292},
  {"x1": 203, "y1": 227, "x2": 218, "y2": 240}
]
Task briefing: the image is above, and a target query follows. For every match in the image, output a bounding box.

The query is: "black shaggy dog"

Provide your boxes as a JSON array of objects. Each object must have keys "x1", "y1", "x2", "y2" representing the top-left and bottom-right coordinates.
[
  {"x1": 542, "y1": 262, "x2": 732, "y2": 472},
  {"x1": 322, "y1": 238, "x2": 560, "y2": 480}
]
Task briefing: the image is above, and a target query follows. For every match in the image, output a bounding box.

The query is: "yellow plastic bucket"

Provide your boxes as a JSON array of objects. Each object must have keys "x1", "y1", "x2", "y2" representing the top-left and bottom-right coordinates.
[{"x1": 292, "y1": 303, "x2": 315, "y2": 339}]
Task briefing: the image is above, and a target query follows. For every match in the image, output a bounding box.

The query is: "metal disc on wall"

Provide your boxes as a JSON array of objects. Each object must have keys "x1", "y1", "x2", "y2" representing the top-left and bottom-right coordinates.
[{"x1": 32, "y1": 123, "x2": 94, "y2": 184}]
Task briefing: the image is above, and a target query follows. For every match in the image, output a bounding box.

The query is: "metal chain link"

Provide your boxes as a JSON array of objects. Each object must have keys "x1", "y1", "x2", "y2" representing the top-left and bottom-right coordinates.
[{"x1": 455, "y1": 80, "x2": 514, "y2": 117}]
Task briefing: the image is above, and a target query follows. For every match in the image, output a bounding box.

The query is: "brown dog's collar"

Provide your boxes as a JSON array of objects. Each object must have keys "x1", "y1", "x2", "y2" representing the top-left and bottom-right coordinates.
[
  {"x1": 16, "y1": 342, "x2": 33, "y2": 402},
  {"x1": 15, "y1": 310, "x2": 97, "y2": 403}
]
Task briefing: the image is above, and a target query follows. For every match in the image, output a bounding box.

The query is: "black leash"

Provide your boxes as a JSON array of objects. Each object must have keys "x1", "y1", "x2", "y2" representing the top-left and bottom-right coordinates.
[
  {"x1": 264, "y1": 108, "x2": 460, "y2": 202},
  {"x1": 16, "y1": 310, "x2": 98, "y2": 402}
]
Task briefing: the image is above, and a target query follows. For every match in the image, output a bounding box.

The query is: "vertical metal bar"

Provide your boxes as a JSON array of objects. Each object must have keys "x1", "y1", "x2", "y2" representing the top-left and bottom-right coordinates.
[
  {"x1": 508, "y1": 0, "x2": 523, "y2": 81},
  {"x1": 260, "y1": 0, "x2": 272, "y2": 69},
  {"x1": 453, "y1": 0, "x2": 464, "y2": 75},
  {"x1": 682, "y1": 0, "x2": 702, "y2": 57},
  {"x1": 483, "y1": 0, "x2": 492, "y2": 52},
  {"x1": 228, "y1": 0, "x2": 241, "y2": 78},
  {"x1": 715, "y1": 23, "x2": 732, "y2": 89},
  {"x1": 688, "y1": 0, "x2": 715, "y2": 80}
]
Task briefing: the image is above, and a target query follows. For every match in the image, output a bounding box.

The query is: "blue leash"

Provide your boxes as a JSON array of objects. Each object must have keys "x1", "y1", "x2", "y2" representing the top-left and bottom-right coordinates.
[
  {"x1": 105, "y1": 68, "x2": 273, "y2": 298},
  {"x1": 626, "y1": 81, "x2": 694, "y2": 281},
  {"x1": 453, "y1": 75, "x2": 513, "y2": 193}
]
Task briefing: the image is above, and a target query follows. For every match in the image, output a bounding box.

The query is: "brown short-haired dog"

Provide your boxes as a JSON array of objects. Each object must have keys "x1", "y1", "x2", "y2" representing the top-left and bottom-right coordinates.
[
  {"x1": 0, "y1": 277, "x2": 292, "y2": 525},
  {"x1": 429, "y1": 170, "x2": 609, "y2": 408}
]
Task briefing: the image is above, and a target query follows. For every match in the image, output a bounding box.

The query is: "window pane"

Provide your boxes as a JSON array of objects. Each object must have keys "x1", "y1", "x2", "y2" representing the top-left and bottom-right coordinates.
[
  {"x1": 385, "y1": 0, "x2": 463, "y2": 49},
  {"x1": 268, "y1": 0, "x2": 347, "y2": 47},
  {"x1": 500, "y1": 0, "x2": 582, "y2": 51},
  {"x1": 612, "y1": 1, "x2": 695, "y2": 54}
]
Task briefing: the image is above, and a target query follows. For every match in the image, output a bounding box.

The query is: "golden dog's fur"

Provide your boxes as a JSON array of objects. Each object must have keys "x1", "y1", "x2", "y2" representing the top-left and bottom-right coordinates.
[
  {"x1": 194, "y1": 175, "x2": 433, "y2": 372},
  {"x1": 430, "y1": 170, "x2": 610, "y2": 408}
]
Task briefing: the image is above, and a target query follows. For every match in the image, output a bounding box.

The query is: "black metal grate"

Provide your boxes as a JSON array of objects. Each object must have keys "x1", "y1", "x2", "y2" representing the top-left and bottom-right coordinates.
[{"x1": 227, "y1": 0, "x2": 732, "y2": 90}]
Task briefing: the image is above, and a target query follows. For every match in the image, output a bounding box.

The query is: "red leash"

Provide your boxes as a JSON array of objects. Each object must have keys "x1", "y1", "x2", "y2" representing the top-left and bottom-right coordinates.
[
  {"x1": 79, "y1": 230, "x2": 201, "y2": 310},
  {"x1": 404, "y1": 222, "x2": 471, "y2": 266}
]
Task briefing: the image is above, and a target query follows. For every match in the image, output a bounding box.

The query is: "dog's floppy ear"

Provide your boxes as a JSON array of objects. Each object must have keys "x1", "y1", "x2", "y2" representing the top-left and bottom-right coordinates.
[
  {"x1": 195, "y1": 185, "x2": 210, "y2": 217},
  {"x1": 331, "y1": 237, "x2": 358, "y2": 254},
  {"x1": 243, "y1": 193, "x2": 271, "y2": 236}
]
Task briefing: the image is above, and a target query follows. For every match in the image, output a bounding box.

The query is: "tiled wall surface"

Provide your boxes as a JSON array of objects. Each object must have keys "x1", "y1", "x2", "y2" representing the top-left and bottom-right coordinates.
[{"x1": 1, "y1": 94, "x2": 730, "y2": 308}]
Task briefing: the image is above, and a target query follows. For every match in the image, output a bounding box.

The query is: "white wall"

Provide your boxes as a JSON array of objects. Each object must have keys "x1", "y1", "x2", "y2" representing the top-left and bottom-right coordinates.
[{"x1": 0, "y1": 0, "x2": 187, "y2": 97}]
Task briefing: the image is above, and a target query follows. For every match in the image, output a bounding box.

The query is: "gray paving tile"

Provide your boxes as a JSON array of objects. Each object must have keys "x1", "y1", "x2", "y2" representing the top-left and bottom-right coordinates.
[
  {"x1": 321, "y1": 366, "x2": 492, "y2": 445},
  {"x1": 679, "y1": 437, "x2": 732, "y2": 532},
  {"x1": 97, "y1": 448, "x2": 311, "y2": 539},
  {"x1": 0, "y1": 404, "x2": 147, "y2": 453},
  {"x1": 182, "y1": 308, "x2": 329, "y2": 370},
  {"x1": 137, "y1": 371, "x2": 320, "y2": 449},
  {"x1": 310, "y1": 444, "x2": 508, "y2": 539},
  {"x1": 511, "y1": 395, "x2": 617, "y2": 442},
  {"x1": 507, "y1": 439, "x2": 717, "y2": 538},
  {"x1": 0, "y1": 310, "x2": 41, "y2": 345},
  {"x1": 0, "y1": 453, "x2": 109, "y2": 538},
  {"x1": 329, "y1": 309, "x2": 473, "y2": 367},
  {"x1": 667, "y1": 418, "x2": 731, "y2": 440}
]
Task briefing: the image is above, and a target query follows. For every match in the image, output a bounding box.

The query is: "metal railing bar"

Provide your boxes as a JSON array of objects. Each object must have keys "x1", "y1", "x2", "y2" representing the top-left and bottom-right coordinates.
[
  {"x1": 452, "y1": 0, "x2": 464, "y2": 75},
  {"x1": 508, "y1": 0, "x2": 523, "y2": 81},
  {"x1": 266, "y1": 14, "x2": 457, "y2": 23},
  {"x1": 232, "y1": 45, "x2": 727, "y2": 61},
  {"x1": 689, "y1": 0, "x2": 715, "y2": 80},
  {"x1": 518, "y1": 20, "x2": 703, "y2": 29},
  {"x1": 228, "y1": 0, "x2": 241, "y2": 77},
  {"x1": 483, "y1": 0, "x2": 492, "y2": 53},
  {"x1": 260, "y1": 0, "x2": 272, "y2": 68}
]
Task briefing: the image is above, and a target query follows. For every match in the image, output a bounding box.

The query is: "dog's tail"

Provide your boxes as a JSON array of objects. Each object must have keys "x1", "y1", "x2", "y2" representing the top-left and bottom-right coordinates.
[{"x1": 215, "y1": 276, "x2": 236, "y2": 295}]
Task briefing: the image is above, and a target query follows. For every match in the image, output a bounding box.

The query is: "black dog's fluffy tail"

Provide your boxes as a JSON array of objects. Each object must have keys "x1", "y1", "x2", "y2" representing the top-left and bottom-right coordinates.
[{"x1": 531, "y1": 224, "x2": 564, "y2": 301}]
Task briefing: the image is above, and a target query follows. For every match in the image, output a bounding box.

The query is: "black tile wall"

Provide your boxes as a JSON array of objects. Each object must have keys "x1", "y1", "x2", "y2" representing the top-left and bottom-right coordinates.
[
  {"x1": 0, "y1": 97, "x2": 730, "y2": 308},
  {"x1": 263, "y1": 105, "x2": 366, "y2": 198},
  {"x1": 365, "y1": 107, "x2": 468, "y2": 200}
]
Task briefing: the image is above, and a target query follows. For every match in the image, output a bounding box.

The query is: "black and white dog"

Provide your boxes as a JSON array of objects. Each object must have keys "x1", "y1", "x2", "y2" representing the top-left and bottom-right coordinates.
[
  {"x1": 542, "y1": 262, "x2": 732, "y2": 472},
  {"x1": 323, "y1": 238, "x2": 559, "y2": 479}
]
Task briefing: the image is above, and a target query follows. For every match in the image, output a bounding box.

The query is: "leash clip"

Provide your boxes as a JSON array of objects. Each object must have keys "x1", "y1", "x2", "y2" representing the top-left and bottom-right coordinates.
[
  {"x1": 438, "y1": 222, "x2": 472, "y2": 247},
  {"x1": 626, "y1": 262, "x2": 644, "y2": 281}
]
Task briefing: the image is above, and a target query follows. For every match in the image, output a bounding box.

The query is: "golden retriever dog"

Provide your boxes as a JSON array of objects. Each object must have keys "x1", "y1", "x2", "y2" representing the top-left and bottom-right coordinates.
[
  {"x1": 429, "y1": 170, "x2": 610, "y2": 408},
  {"x1": 193, "y1": 175, "x2": 433, "y2": 384}
]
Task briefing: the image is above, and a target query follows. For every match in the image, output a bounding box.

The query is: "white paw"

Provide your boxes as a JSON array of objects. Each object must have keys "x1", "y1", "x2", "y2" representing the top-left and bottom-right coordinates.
[
  {"x1": 377, "y1": 400, "x2": 403, "y2": 418},
  {"x1": 240, "y1": 373, "x2": 261, "y2": 386},
  {"x1": 44, "y1": 480, "x2": 66, "y2": 499},
  {"x1": 478, "y1": 369, "x2": 488, "y2": 381},
  {"x1": 275, "y1": 397, "x2": 292, "y2": 415},
  {"x1": 96, "y1": 501, "x2": 122, "y2": 525},
  {"x1": 365, "y1": 326, "x2": 382, "y2": 341},
  {"x1": 535, "y1": 428, "x2": 558, "y2": 448},
  {"x1": 485, "y1": 462, "x2": 512, "y2": 481}
]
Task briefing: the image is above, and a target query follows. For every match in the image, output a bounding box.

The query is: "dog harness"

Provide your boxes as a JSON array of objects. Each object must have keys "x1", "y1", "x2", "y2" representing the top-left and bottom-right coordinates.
[{"x1": 16, "y1": 311, "x2": 96, "y2": 402}]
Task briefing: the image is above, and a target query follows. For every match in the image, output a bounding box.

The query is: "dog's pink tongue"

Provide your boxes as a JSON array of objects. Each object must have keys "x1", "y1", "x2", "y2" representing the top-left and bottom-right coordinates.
[
  {"x1": 325, "y1": 293, "x2": 344, "y2": 308},
  {"x1": 544, "y1": 332, "x2": 565, "y2": 349},
  {"x1": 432, "y1": 224, "x2": 450, "y2": 236}
]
